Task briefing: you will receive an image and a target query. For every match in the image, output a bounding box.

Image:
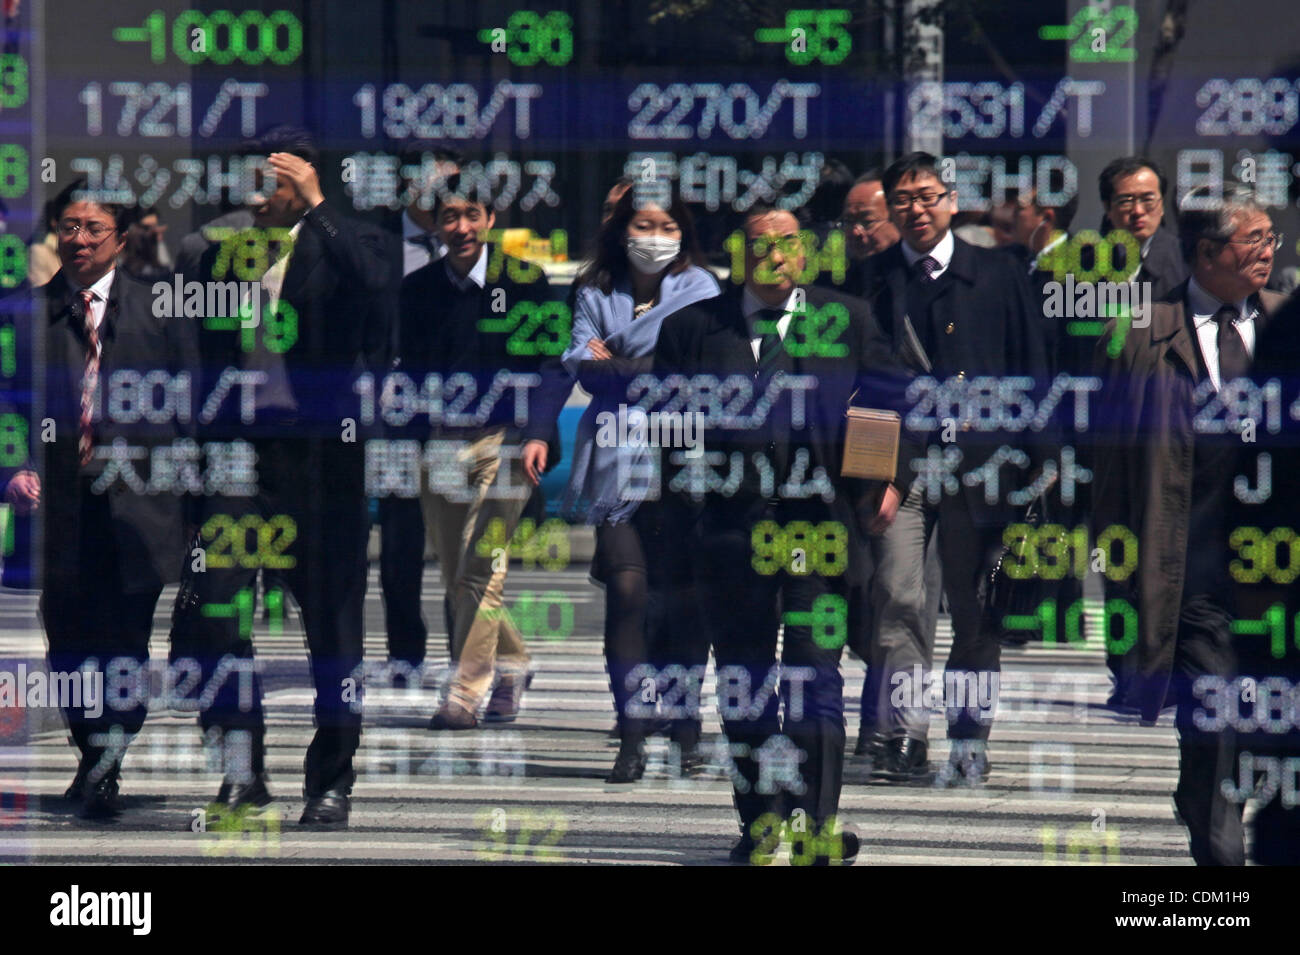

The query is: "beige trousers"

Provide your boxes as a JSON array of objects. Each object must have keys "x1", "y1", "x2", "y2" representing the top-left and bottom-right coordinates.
[{"x1": 420, "y1": 428, "x2": 531, "y2": 711}]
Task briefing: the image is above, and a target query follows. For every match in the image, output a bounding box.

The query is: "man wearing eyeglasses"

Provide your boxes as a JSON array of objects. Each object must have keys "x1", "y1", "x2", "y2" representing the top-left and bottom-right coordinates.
[
  {"x1": 1092, "y1": 186, "x2": 1285, "y2": 865},
  {"x1": 823, "y1": 173, "x2": 900, "y2": 301},
  {"x1": 1099, "y1": 156, "x2": 1189, "y2": 302},
  {"x1": 856, "y1": 152, "x2": 1048, "y2": 786},
  {"x1": 1, "y1": 195, "x2": 198, "y2": 818}
]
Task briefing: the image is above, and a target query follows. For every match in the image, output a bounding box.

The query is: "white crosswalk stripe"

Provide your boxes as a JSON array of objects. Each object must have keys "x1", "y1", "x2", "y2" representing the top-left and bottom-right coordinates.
[{"x1": 0, "y1": 567, "x2": 1227, "y2": 864}]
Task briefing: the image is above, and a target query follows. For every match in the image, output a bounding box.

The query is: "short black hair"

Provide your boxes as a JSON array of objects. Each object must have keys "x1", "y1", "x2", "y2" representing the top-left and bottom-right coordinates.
[
  {"x1": 55, "y1": 192, "x2": 139, "y2": 234},
  {"x1": 432, "y1": 170, "x2": 496, "y2": 215},
  {"x1": 398, "y1": 141, "x2": 464, "y2": 171},
  {"x1": 806, "y1": 159, "x2": 855, "y2": 224},
  {"x1": 853, "y1": 169, "x2": 884, "y2": 186},
  {"x1": 1099, "y1": 156, "x2": 1168, "y2": 206},
  {"x1": 882, "y1": 152, "x2": 946, "y2": 196},
  {"x1": 1031, "y1": 191, "x2": 1079, "y2": 232},
  {"x1": 241, "y1": 125, "x2": 320, "y2": 167},
  {"x1": 742, "y1": 201, "x2": 804, "y2": 232}
]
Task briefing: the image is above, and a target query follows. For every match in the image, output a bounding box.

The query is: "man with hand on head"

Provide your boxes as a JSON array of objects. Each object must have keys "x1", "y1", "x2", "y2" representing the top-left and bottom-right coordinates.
[{"x1": 169, "y1": 126, "x2": 391, "y2": 829}]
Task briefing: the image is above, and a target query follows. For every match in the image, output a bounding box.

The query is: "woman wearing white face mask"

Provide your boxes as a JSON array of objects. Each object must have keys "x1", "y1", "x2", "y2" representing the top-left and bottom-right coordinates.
[{"x1": 562, "y1": 185, "x2": 720, "y2": 782}]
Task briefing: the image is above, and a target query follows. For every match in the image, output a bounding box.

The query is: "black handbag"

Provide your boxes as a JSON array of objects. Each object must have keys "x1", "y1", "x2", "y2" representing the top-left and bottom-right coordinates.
[{"x1": 982, "y1": 481, "x2": 1085, "y2": 647}]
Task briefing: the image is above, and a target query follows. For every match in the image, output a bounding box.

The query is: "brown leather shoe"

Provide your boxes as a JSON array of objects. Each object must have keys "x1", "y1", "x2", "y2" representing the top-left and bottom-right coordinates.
[
  {"x1": 429, "y1": 700, "x2": 478, "y2": 730},
  {"x1": 484, "y1": 670, "x2": 535, "y2": 723}
]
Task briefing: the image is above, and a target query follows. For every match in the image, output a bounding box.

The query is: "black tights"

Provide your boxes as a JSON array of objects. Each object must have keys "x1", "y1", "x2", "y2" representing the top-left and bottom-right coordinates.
[{"x1": 595, "y1": 503, "x2": 705, "y2": 749}]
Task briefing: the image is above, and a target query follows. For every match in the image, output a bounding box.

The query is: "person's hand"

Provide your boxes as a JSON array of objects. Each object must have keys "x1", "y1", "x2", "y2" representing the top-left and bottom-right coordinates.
[
  {"x1": 268, "y1": 152, "x2": 325, "y2": 210},
  {"x1": 4, "y1": 470, "x2": 40, "y2": 514},
  {"x1": 586, "y1": 338, "x2": 612, "y2": 360},
  {"x1": 866, "y1": 482, "x2": 902, "y2": 536},
  {"x1": 522, "y1": 439, "x2": 549, "y2": 485}
]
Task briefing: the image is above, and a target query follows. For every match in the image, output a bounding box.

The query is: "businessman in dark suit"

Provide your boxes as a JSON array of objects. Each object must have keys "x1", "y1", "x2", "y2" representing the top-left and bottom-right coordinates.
[
  {"x1": 860, "y1": 153, "x2": 1050, "y2": 784},
  {"x1": 656, "y1": 202, "x2": 917, "y2": 864},
  {"x1": 373, "y1": 144, "x2": 464, "y2": 678},
  {"x1": 2, "y1": 195, "x2": 197, "y2": 817},
  {"x1": 1099, "y1": 156, "x2": 1188, "y2": 302},
  {"x1": 169, "y1": 127, "x2": 390, "y2": 827},
  {"x1": 1092, "y1": 186, "x2": 1285, "y2": 864}
]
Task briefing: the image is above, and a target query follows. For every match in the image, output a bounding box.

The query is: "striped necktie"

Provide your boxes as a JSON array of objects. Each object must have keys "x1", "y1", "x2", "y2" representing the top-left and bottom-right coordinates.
[{"x1": 78, "y1": 289, "x2": 98, "y2": 467}]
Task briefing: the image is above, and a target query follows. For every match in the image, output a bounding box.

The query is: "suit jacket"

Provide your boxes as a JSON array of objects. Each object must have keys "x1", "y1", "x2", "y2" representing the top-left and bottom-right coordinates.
[
  {"x1": 653, "y1": 283, "x2": 920, "y2": 536},
  {"x1": 1099, "y1": 224, "x2": 1188, "y2": 303},
  {"x1": 399, "y1": 246, "x2": 567, "y2": 462},
  {"x1": 20, "y1": 270, "x2": 200, "y2": 594},
  {"x1": 194, "y1": 201, "x2": 391, "y2": 436},
  {"x1": 1091, "y1": 281, "x2": 1286, "y2": 721},
  {"x1": 861, "y1": 237, "x2": 1052, "y2": 525}
]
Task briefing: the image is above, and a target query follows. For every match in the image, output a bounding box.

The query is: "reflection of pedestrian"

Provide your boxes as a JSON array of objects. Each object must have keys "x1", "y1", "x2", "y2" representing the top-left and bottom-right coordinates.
[
  {"x1": 169, "y1": 127, "x2": 391, "y2": 829},
  {"x1": 656, "y1": 201, "x2": 916, "y2": 865},
  {"x1": 1092, "y1": 186, "x2": 1284, "y2": 865},
  {"x1": 399, "y1": 174, "x2": 567, "y2": 729},
  {"x1": 118, "y1": 206, "x2": 172, "y2": 282},
  {"x1": 4, "y1": 196, "x2": 197, "y2": 818},
  {"x1": 1235, "y1": 292, "x2": 1300, "y2": 864},
  {"x1": 559, "y1": 183, "x2": 719, "y2": 782}
]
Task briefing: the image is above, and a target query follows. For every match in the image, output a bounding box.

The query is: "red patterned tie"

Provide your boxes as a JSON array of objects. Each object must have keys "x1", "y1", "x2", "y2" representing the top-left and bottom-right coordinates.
[{"x1": 78, "y1": 289, "x2": 98, "y2": 467}]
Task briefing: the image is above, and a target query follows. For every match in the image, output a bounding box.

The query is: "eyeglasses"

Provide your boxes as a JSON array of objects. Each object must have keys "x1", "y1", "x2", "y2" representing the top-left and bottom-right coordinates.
[
  {"x1": 57, "y1": 221, "x2": 114, "y2": 240},
  {"x1": 1110, "y1": 193, "x2": 1162, "y2": 212},
  {"x1": 1226, "y1": 230, "x2": 1283, "y2": 252},
  {"x1": 887, "y1": 190, "x2": 951, "y2": 211},
  {"x1": 836, "y1": 214, "x2": 887, "y2": 232}
]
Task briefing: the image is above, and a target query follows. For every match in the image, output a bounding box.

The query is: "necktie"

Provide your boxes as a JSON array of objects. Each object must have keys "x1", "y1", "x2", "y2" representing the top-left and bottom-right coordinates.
[
  {"x1": 1214, "y1": 304, "x2": 1250, "y2": 385},
  {"x1": 409, "y1": 232, "x2": 439, "y2": 254},
  {"x1": 915, "y1": 255, "x2": 940, "y2": 282},
  {"x1": 78, "y1": 289, "x2": 97, "y2": 467},
  {"x1": 755, "y1": 307, "x2": 785, "y2": 372}
]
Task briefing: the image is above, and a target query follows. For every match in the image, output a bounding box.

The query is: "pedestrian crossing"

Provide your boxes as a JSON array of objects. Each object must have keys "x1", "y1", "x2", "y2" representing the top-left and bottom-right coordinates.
[{"x1": 0, "y1": 566, "x2": 1226, "y2": 864}]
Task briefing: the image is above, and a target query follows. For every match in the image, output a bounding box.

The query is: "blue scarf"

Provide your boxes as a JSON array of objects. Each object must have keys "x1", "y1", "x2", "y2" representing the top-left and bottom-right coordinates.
[{"x1": 561, "y1": 265, "x2": 721, "y2": 524}]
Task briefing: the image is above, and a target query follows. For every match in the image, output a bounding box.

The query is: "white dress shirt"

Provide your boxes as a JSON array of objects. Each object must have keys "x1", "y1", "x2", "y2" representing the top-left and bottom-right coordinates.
[
  {"x1": 402, "y1": 210, "x2": 446, "y2": 277},
  {"x1": 900, "y1": 229, "x2": 955, "y2": 280},
  {"x1": 445, "y1": 244, "x2": 489, "y2": 291},
  {"x1": 260, "y1": 220, "x2": 304, "y2": 320},
  {"x1": 741, "y1": 285, "x2": 797, "y2": 360},
  {"x1": 1186, "y1": 276, "x2": 1256, "y2": 391}
]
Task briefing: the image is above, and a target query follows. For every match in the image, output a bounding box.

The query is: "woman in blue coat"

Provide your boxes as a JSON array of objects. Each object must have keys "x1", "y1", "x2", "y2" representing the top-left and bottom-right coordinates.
[{"x1": 562, "y1": 185, "x2": 720, "y2": 782}]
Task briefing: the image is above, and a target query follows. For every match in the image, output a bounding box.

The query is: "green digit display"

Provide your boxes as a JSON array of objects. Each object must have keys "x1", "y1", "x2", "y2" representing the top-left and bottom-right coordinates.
[
  {"x1": 0, "y1": 145, "x2": 28, "y2": 199},
  {"x1": 0, "y1": 54, "x2": 29, "y2": 109}
]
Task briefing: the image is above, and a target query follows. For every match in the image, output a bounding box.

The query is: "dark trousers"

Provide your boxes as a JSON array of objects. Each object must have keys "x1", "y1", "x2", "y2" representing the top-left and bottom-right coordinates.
[
  {"x1": 1171, "y1": 594, "x2": 1245, "y2": 866},
  {"x1": 693, "y1": 501, "x2": 848, "y2": 830},
  {"x1": 934, "y1": 496, "x2": 1007, "y2": 742},
  {"x1": 594, "y1": 501, "x2": 707, "y2": 748},
  {"x1": 378, "y1": 495, "x2": 428, "y2": 667},
  {"x1": 170, "y1": 438, "x2": 369, "y2": 797},
  {"x1": 43, "y1": 481, "x2": 161, "y2": 776}
]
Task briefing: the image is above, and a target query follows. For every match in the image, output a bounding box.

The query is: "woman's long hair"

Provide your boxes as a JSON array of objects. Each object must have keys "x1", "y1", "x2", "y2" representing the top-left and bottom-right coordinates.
[{"x1": 574, "y1": 183, "x2": 706, "y2": 295}]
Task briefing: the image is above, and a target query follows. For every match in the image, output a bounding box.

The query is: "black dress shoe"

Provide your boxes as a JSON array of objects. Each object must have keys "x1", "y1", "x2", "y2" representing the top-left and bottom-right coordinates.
[
  {"x1": 678, "y1": 745, "x2": 706, "y2": 776},
  {"x1": 856, "y1": 731, "x2": 889, "y2": 763},
  {"x1": 78, "y1": 771, "x2": 121, "y2": 820},
  {"x1": 729, "y1": 831, "x2": 781, "y2": 865},
  {"x1": 605, "y1": 739, "x2": 646, "y2": 783},
  {"x1": 64, "y1": 762, "x2": 92, "y2": 802},
  {"x1": 811, "y1": 830, "x2": 860, "y2": 866},
  {"x1": 213, "y1": 773, "x2": 273, "y2": 815},
  {"x1": 879, "y1": 737, "x2": 932, "y2": 783},
  {"x1": 299, "y1": 788, "x2": 350, "y2": 827}
]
